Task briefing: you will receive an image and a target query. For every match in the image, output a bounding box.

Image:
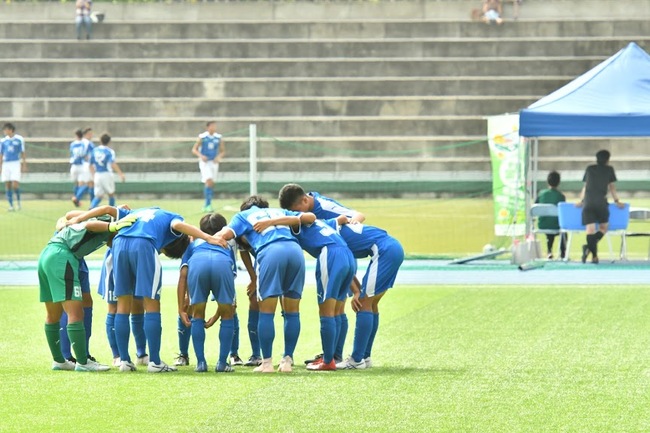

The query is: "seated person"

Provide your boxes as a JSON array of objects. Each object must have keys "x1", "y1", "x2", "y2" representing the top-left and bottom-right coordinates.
[{"x1": 482, "y1": 0, "x2": 504, "y2": 24}]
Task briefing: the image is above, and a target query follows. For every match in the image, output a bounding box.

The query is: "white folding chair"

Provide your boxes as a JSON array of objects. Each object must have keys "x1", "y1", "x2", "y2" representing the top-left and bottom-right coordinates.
[
  {"x1": 530, "y1": 203, "x2": 561, "y2": 258},
  {"x1": 622, "y1": 208, "x2": 650, "y2": 260}
]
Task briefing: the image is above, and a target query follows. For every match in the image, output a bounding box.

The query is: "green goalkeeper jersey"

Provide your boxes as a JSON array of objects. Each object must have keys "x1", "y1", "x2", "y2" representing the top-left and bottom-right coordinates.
[{"x1": 48, "y1": 216, "x2": 111, "y2": 259}]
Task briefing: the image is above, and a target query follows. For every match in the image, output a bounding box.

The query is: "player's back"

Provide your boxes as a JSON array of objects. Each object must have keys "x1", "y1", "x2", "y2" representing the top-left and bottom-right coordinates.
[
  {"x1": 69, "y1": 140, "x2": 89, "y2": 165},
  {"x1": 310, "y1": 192, "x2": 357, "y2": 219},
  {"x1": 115, "y1": 207, "x2": 183, "y2": 252},
  {"x1": 337, "y1": 223, "x2": 393, "y2": 259},
  {"x1": 90, "y1": 145, "x2": 115, "y2": 172},
  {"x1": 229, "y1": 206, "x2": 297, "y2": 254},
  {"x1": 294, "y1": 219, "x2": 348, "y2": 258}
]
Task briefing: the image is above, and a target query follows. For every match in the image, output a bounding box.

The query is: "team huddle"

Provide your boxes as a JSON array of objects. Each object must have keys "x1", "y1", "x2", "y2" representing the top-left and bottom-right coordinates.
[{"x1": 38, "y1": 183, "x2": 404, "y2": 373}]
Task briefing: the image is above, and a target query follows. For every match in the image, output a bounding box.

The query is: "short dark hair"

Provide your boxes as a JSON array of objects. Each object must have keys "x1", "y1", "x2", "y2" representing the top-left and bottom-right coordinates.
[
  {"x1": 100, "y1": 133, "x2": 111, "y2": 145},
  {"x1": 596, "y1": 150, "x2": 610, "y2": 165},
  {"x1": 2, "y1": 123, "x2": 15, "y2": 132},
  {"x1": 162, "y1": 234, "x2": 190, "y2": 259},
  {"x1": 547, "y1": 170, "x2": 561, "y2": 188},
  {"x1": 278, "y1": 183, "x2": 306, "y2": 209},
  {"x1": 206, "y1": 121, "x2": 216, "y2": 127},
  {"x1": 199, "y1": 213, "x2": 227, "y2": 235},
  {"x1": 75, "y1": 128, "x2": 83, "y2": 139},
  {"x1": 82, "y1": 127, "x2": 92, "y2": 135},
  {"x1": 240, "y1": 195, "x2": 269, "y2": 211}
]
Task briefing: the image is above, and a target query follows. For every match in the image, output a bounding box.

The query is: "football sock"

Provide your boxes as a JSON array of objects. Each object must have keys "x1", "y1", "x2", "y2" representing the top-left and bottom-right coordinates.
[
  {"x1": 14, "y1": 188, "x2": 20, "y2": 204},
  {"x1": 219, "y1": 318, "x2": 235, "y2": 366},
  {"x1": 230, "y1": 313, "x2": 240, "y2": 356},
  {"x1": 67, "y1": 321, "x2": 88, "y2": 365},
  {"x1": 204, "y1": 186, "x2": 213, "y2": 206},
  {"x1": 335, "y1": 313, "x2": 348, "y2": 359},
  {"x1": 248, "y1": 309, "x2": 261, "y2": 358},
  {"x1": 351, "y1": 311, "x2": 374, "y2": 363},
  {"x1": 88, "y1": 188, "x2": 95, "y2": 201},
  {"x1": 320, "y1": 316, "x2": 336, "y2": 364},
  {"x1": 6, "y1": 189, "x2": 13, "y2": 207},
  {"x1": 45, "y1": 322, "x2": 65, "y2": 363},
  {"x1": 75, "y1": 185, "x2": 88, "y2": 201},
  {"x1": 177, "y1": 315, "x2": 191, "y2": 356},
  {"x1": 59, "y1": 312, "x2": 72, "y2": 359},
  {"x1": 89, "y1": 197, "x2": 101, "y2": 209},
  {"x1": 114, "y1": 313, "x2": 132, "y2": 362},
  {"x1": 73, "y1": 185, "x2": 79, "y2": 196},
  {"x1": 283, "y1": 312, "x2": 300, "y2": 359},
  {"x1": 108, "y1": 196, "x2": 116, "y2": 206},
  {"x1": 105, "y1": 313, "x2": 119, "y2": 358},
  {"x1": 130, "y1": 313, "x2": 146, "y2": 357},
  {"x1": 83, "y1": 307, "x2": 93, "y2": 356},
  {"x1": 190, "y1": 318, "x2": 206, "y2": 364},
  {"x1": 364, "y1": 313, "x2": 380, "y2": 358},
  {"x1": 257, "y1": 312, "x2": 275, "y2": 359},
  {"x1": 144, "y1": 312, "x2": 162, "y2": 365}
]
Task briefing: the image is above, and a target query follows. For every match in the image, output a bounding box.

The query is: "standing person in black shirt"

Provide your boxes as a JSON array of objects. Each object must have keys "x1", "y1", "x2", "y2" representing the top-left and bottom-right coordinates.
[{"x1": 578, "y1": 150, "x2": 624, "y2": 263}]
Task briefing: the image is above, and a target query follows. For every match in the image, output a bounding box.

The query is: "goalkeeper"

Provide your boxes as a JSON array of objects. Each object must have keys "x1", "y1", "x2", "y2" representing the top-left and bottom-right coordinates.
[{"x1": 39, "y1": 205, "x2": 137, "y2": 372}]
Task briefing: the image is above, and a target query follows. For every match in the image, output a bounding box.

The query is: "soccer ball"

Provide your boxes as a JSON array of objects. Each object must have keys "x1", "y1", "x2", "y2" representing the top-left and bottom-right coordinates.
[{"x1": 482, "y1": 243, "x2": 496, "y2": 254}]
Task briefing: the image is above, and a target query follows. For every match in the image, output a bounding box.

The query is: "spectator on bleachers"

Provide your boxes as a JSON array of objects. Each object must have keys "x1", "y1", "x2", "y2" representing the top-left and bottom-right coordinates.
[
  {"x1": 482, "y1": 0, "x2": 504, "y2": 25},
  {"x1": 75, "y1": 0, "x2": 93, "y2": 40}
]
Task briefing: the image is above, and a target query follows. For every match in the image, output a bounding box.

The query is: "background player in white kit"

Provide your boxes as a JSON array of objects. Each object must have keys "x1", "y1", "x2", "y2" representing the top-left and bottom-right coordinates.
[
  {"x1": 0, "y1": 123, "x2": 27, "y2": 211},
  {"x1": 89, "y1": 133, "x2": 125, "y2": 209},
  {"x1": 192, "y1": 121, "x2": 225, "y2": 212}
]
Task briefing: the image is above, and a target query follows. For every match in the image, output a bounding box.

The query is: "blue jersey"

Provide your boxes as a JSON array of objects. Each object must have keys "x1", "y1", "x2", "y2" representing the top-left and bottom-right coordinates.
[
  {"x1": 325, "y1": 220, "x2": 390, "y2": 259},
  {"x1": 69, "y1": 139, "x2": 91, "y2": 165},
  {"x1": 198, "y1": 131, "x2": 221, "y2": 161},
  {"x1": 181, "y1": 238, "x2": 236, "y2": 274},
  {"x1": 228, "y1": 206, "x2": 298, "y2": 254},
  {"x1": 309, "y1": 192, "x2": 357, "y2": 219},
  {"x1": 115, "y1": 207, "x2": 184, "y2": 252},
  {"x1": 90, "y1": 145, "x2": 116, "y2": 173},
  {"x1": 291, "y1": 215, "x2": 349, "y2": 258},
  {"x1": 0, "y1": 134, "x2": 25, "y2": 162}
]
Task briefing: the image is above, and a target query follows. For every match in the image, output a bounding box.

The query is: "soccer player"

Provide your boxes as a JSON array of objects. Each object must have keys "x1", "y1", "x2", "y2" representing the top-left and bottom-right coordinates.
[
  {"x1": 69, "y1": 128, "x2": 93, "y2": 208},
  {"x1": 0, "y1": 123, "x2": 26, "y2": 211},
  {"x1": 278, "y1": 183, "x2": 365, "y2": 364},
  {"x1": 254, "y1": 215, "x2": 356, "y2": 371},
  {"x1": 110, "y1": 207, "x2": 226, "y2": 373},
  {"x1": 177, "y1": 213, "x2": 237, "y2": 372},
  {"x1": 192, "y1": 121, "x2": 225, "y2": 212},
  {"x1": 39, "y1": 205, "x2": 135, "y2": 371},
  {"x1": 237, "y1": 236, "x2": 263, "y2": 367},
  {"x1": 89, "y1": 133, "x2": 125, "y2": 209},
  {"x1": 211, "y1": 195, "x2": 311, "y2": 373}
]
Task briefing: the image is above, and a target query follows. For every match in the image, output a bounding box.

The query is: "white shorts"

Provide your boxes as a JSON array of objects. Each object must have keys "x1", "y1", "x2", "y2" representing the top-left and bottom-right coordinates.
[
  {"x1": 70, "y1": 162, "x2": 92, "y2": 183},
  {"x1": 199, "y1": 160, "x2": 219, "y2": 183},
  {"x1": 1, "y1": 161, "x2": 21, "y2": 182},
  {"x1": 94, "y1": 172, "x2": 116, "y2": 197}
]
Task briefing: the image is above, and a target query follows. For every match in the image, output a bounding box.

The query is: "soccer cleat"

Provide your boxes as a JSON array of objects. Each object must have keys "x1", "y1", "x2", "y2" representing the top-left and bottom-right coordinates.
[
  {"x1": 216, "y1": 362, "x2": 234, "y2": 373},
  {"x1": 136, "y1": 354, "x2": 150, "y2": 366},
  {"x1": 112, "y1": 357, "x2": 121, "y2": 367},
  {"x1": 253, "y1": 358, "x2": 274, "y2": 373},
  {"x1": 592, "y1": 256, "x2": 599, "y2": 264},
  {"x1": 306, "y1": 359, "x2": 337, "y2": 371},
  {"x1": 147, "y1": 361, "x2": 178, "y2": 373},
  {"x1": 336, "y1": 356, "x2": 367, "y2": 370},
  {"x1": 278, "y1": 355, "x2": 293, "y2": 373},
  {"x1": 16, "y1": 203, "x2": 21, "y2": 211},
  {"x1": 66, "y1": 356, "x2": 77, "y2": 364},
  {"x1": 581, "y1": 245, "x2": 589, "y2": 264},
  {"x1": 201, "y1": 205, "x2": 214, "y2": 213},
  {"x1": 7, "y1": 206, "x2": 14, "y2": 212},
  {"x1": 119, "y1": 360, "x2": 137, "y2": 372},
  {"x1": 71, "y1": 197, "x2": 80, "y2": 208},
  {"x1": 304, "y1": 353, "x2": 323, "y2": 365},
  {"x1": 75, "y1": 359, "x2": 111, "y2": 372},
  {"x1": 244, "y1": 355, "x2": 262, "y2": 367},
  {"x1": 87, "y1": 355, "x2": 97, "y2": 362},
  {"x1": 364, "y1": 357, "x2": 373, "y2": 368},
  {"x1": 230, "y1": 354, "x2": 244, "y2": 366},
  {"x1": 195, "y1": 361, "x2": 208, "y2": 373},
  {"x1": 173, "y1": 353, "x2": 189, "y2": 366},
  {"x1": 52, "y1": 360, "x2": 76, "y2": 371}
]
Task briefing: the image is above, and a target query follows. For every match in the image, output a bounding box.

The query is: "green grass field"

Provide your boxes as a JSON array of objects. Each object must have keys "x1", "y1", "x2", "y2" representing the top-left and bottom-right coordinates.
[{"x1": 3, "y1": 284, "x2": 650, "y2": 432}]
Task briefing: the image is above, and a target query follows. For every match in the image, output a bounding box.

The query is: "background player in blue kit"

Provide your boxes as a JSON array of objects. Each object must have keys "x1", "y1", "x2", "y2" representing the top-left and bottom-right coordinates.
[
  {"x1": 192, "y1": 121, "x2": 225, "y2": 212},
  {"x1": 69, "y1": 128, "x2": 93, "y2": 208},
  {"x1": 111, "y1": 207, "x2": 226, "y2": 373},
  {"x1": 89, "y1": 133, "x2": 125, "y2": 209},
  {"x1": 0, "y1": 123, "x2": 27, "y2": 211},
  {"x1": 81, "y1": 128, "x2": 96, "y2": 203},
  {"x1": 255, "y1": 215, "x2": 356, "y2": 371},
  {"x1": 212, "y1": 195, "x2": 312, "y2": 373},
  {"x1": 177, "y1": 213, "x2": 237, "y2": 373},
  {"x1": 278, "y1": 183, "x2": 365, "y2": 364}
]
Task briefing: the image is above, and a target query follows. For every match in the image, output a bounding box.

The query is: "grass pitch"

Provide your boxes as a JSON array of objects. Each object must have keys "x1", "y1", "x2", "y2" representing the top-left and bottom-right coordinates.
[{"x1": 2, "y1": 284, "x2": 650, "y2": 432}]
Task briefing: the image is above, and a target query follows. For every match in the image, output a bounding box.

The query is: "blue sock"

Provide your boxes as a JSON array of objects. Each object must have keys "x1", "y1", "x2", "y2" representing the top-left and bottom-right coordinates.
[
  {"x1": 283, "y1": 312, "x2": 300, "y2": 359},
  {"x1": 351, "y1": 311, "x2": 374, "y2": 363},
  {"x1": 257, "y1": 312, "x2": 275, "y2": 359},
  {"x1": 83, "y1": 307, "x2": 93, "y2": 356},
  {"x1": 365, "y1": 313, "x2": 380, "y2": 358},
  {"x1": 219, "y1": 319, "x2": 235, "y2": 366},
  {"x1": 230, "y1": 313, "x2": 240, "y2": 356},
  {"x1": 105, "y1": 313, "x2": 119, "y2": 358},
  {"x1": 73, "y1": 185, "x2": 79, "y2": 196},
  {"x1": 90, "y1": 197, "x2": 101, "y2": 209},
  {"x1": 6, "y1": 189, "x2": 13, "y2": 207},
  {"x1": 190, "y1": 318, "x2": 206, "y2": 364},
  {"x1": 89, "y1": 187, "x2": 95, "y2": 201},
  {"x1": 15, "y1": 188, "x2": 20, "y2": 204},
  {"x1": 130, "y1": 313, "x2": 146, "y2": 357},
  {"x1": 320, "y1": 316, "x2": 336, "y2": 364},
  {"x1": 178, "y1": 315, "x2": 191, "y2": 356},
  {"x1": 144, "y1": 312, "x2": 162, "y2": 365},
  {"x1": 114, "y1": 313, "x2": 131, "y2": 362},
  {"x1": 59, "y1": 312, "x2": 71, "y2": 359},
  {"x1": 204, "y1": 186, "x2": 213, "y2": 207},
  {"x1": 335, "y1": 313, "x2": 348, "y2": 359},
  {"x1": 75, "y1": 185, "x2": 88, "y2": 201},
  {"x1": 248, "y1": 310, "x2": 260, "y2": 358},
  {"x1": 108, "y1": 196, "x2": 116, "y2": 206}
]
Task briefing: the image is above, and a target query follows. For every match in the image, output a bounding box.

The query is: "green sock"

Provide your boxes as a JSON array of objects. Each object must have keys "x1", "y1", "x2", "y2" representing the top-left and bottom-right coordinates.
[
  {"x1": 45, "y1": 322, "x2": 65, "y2": 363},
  {"x1": 67, "y1": 321, "x2": 88, "y2": 365}
]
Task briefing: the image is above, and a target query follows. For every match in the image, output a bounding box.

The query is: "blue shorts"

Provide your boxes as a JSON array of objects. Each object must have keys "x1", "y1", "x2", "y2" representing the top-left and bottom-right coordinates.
[
  {"x1": 112, "y1": 236, "x2": 162, "y2": 300},
  {"x1": 79, "y1": 258, "x2": 90, "y2": 294},
  {"x1": 97, "y1": 249, "x2": 116, "y2": 304},
  {"x1": 187, "y1": 252, "x2": 236, "y2": 306},
  {"x1": 256, "y1": 240, "x2": 305, "y2": 301},
  {"x1": 315, "y1": 245, "x2": 356, "y2": 304},
  {"x1": 361, "y1": 237, "x2": 404, "y2": 298}
]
